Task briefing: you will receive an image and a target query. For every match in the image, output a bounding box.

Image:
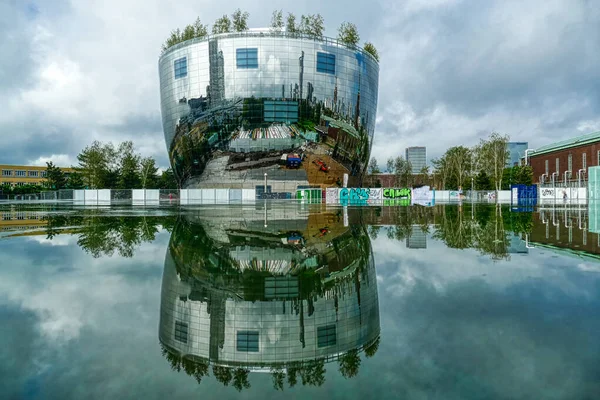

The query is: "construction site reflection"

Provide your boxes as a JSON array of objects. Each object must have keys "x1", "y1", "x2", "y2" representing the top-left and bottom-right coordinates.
[{"x1": 159, "y1": 205, "x2": 380, "y2": 390}]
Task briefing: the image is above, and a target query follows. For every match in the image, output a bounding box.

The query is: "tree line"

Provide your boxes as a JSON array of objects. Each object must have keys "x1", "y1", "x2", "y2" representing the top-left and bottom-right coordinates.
[
  {"x1": 161, "y1": 10, "x2": 379, "y2": 61},
  {"x1": 41, "y1": 140, "x2": 177, "y2": 191},
  {"x1": 366, "y1": 132, "x2": 533, "y2": 190}
]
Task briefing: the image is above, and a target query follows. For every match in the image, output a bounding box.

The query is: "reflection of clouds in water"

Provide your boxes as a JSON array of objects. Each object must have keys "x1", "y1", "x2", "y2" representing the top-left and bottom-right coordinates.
[
  {"x1": 0, "y1": 233, "x2": 168, "y2": 342},
  {"x1": 373, "y1": 234, "x2": 600, "y2": 399},
  {"x1": 27, "y1": 235, "x2": 76, "y2": 246}
]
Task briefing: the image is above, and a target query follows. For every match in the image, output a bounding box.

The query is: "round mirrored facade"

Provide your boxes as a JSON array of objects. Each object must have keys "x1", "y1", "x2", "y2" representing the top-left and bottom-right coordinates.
[{"x1": 159, "y1": 32, "x2": 380, "y2": 193}]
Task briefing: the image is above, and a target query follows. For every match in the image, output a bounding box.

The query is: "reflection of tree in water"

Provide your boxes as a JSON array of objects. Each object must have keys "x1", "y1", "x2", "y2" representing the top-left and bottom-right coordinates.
[
  {"x1": 339, "y1": 349, "x2": 361, "y2": 379},
  {"x1": 365, "y1": 205, "x2": 533, "y2": 260},
  {"x1": 44, "y1": 213, "x2": 176, "y2": 258}
]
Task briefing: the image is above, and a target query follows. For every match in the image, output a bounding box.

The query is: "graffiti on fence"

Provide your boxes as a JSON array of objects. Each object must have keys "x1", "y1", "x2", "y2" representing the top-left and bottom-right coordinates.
[
  {"x1": 339, "y1": 187, "x2": 370, "y2": 205},
  {"x1": 383, "y1": 188, "x2": 411, "y2": 200},
  {"x1": 326, "y1": 188, "x2": 339, "y2": 204}
]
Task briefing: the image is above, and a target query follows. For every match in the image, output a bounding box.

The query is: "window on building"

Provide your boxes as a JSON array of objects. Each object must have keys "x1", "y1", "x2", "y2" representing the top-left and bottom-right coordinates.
[
  {"x1": 15, "y1": 170, "x2": 26, "y2": 177},
  {"x1": 317, "y1": 325, "x2": 336, "y2": 347},
  {"x1": 545, "y1": 160, "x2": 549, "y2": 175},
  {"x1": 40, "y1": 171, "x2": 47, "y2": 178},
  {"x1": 1, "y1": 170, "x2": 12, "y2": 177},
  {"x1": 28, "y1": 171, "x2": 38, "y2": 177},
  {"x1": 316, "y1": 52, "x2": 336, "y2": 74},
  {"x1": 555, "y1": 158, "x2": 559, "y2": 174},
  {"x1": 236, "y1": 331, "x2": 259, "y2": 352},
  {"x1": 174, "y1": 321, "x2": 188, "y2": 344},
  {"x1": 174, "y1": 57, "x2": 187, "y2": 79},
  {"x1": 597, "y1": 150, "x2": 600, "y2": 166},
  {"x1": 568, "y1": 154, "x2": 572, "y2": 172},
  {"x1": 236, "y1": 48, "x2": 258, "y2": 69},
  {"x1": 583, "y1": 153, "x2": 587, "y2": 169}
]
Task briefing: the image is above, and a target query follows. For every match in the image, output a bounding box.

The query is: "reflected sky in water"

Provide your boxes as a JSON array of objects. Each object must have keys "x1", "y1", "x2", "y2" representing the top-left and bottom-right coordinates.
[{"x1": 0, "y1": 204, "x2": 599, "y2": 400}]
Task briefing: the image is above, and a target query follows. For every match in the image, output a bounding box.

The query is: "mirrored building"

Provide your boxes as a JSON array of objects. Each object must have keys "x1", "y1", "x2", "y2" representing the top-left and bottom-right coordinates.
[
  {"x1": 159, "y1": 204, "x2": 380, "y2": 389},
  {"x1": 159, "y1": 31, "x2": 380, "y2": 193}
]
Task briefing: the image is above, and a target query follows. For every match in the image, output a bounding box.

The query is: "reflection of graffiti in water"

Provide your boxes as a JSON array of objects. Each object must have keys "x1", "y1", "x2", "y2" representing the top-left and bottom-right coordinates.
[{"x1": 340, "y1": 187, "x2": 370, "y2": 205}]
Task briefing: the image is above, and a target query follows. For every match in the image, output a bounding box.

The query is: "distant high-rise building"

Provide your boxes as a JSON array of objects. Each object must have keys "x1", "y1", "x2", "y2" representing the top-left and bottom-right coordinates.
[
  {"x1": 507, "y1": 142, "x2": 528, "y2": 167},
  {"x1": 406, "y1": 226, "x2": 427, "y2": 249},
  {"x1": 405, "y1": 147, "x2": 427, "y2": 174}
]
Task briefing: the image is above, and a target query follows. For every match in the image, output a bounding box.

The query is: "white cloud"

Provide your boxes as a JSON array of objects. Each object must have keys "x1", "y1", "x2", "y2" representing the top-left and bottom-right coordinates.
[{"x1": 29, "y1": 154, "x2": 77, "y2": 167}]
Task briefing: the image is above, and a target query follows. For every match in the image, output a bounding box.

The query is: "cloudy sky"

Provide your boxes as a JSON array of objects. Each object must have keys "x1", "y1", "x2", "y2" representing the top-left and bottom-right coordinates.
[{"x1": 2, "y1": 0, "x2": 599, "y2": 168}]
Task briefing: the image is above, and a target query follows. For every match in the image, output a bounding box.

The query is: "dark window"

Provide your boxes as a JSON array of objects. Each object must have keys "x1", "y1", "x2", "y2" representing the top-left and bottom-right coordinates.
[
  {"x1": 316, "y1": 52, "x2": 336, "y2": 74},
  {"x1": 174, "y1": 321, "x2": 188, "y2": 344},
  {"x1": 317, "y1": 325, "x2": 336, "y2": 347},
  {"x1": 265, "y1": 277, "x2": 299, "y2": 299},
  {"x1": 236, "y1": 48, "x2": 258, "y2": 69},
  {"x1": 174, "y1": 57, "x2": 187, "y2": 79},
  {"x1": 237, "y1": 331, "x2": 259, "y2": 352}
]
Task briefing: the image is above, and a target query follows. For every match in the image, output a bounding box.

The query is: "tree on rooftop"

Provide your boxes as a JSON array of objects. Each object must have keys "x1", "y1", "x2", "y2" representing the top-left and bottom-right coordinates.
[
  {"x1": 181, "y1": 24, "x2": 195, "y2": 41},
  {"x1": 300, "y1": 14, "x2": 324, "y2": 39},
  {"x1": 270, "y1": 10, "x2": 284, "y2": 32},
  {"x1": 286, "y1": 13, "x2": 298, "y2": 33},
  {"x1": 193, "y1": 17, "x2": 208, "y2": 38},
  {"x1": 363, "y1": 42, "x2": 379, "y2": 62},
  {"x1": 232, "y1": 9, "x2": 249, "y2": 32},
  {"x1": 338, "y1": 22, "x2": 360, "y2": 47},
  {"x1": 212, "y1": 15, "x2": 232, "y2": 34}
]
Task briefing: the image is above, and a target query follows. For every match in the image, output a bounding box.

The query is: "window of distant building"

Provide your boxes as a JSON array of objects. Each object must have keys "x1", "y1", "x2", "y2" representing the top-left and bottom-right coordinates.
[
  {"x1": 567, "y1": 154, "x2": 572, "y2": 173},
  {"x1": 174, "y1": 57, "x2": 187, "y2": 79},
  {"x1": 316, "y1": 52, "x2": 336, "y2": 74},
  {"x1": 40, "y1": 171, "x2": 47, "y2": 178},
  {"x1": 174, "y1": 321, "x2": 188, "y2": 344},
  {"x1": 28, "y1": 171, "x2": 38, "y2": 177},
  {"x1": 236, "y1": 48, "x2": 258, "y2": 69},
  {"x1": 1, "y1": 170, "x2": 12, "y2": 177},
  {"x1": 236, "y1": 331, "x2": 259, "y2": 352},
  {"x1": 545, "y1": 160, "x2": 549, "y2": 175},
  {"x1": 555, "y1": 158, "x2": 559, "y2": 174},
  {"x1": 15, "y1": 170, "x2": 26, "y2": 177},
  {"x1": 317, "y1": 324, "x2": 336, "y2": 348},
  {"x1": 583, "y1": 153, "x2": 587, "y2": 169}
]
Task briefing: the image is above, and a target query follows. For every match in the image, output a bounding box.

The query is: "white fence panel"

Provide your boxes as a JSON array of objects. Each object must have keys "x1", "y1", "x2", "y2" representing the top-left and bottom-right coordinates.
[
  {"x1": 242, "y1": 189, "x2": 256, "y2": 201},
  {"x1": 179, "y1": 189, "x2": 189, "y2": 204},
  {"x1": 84, "y1": 190, "x2": 98, "y2": 203},
  {"x1": 74, "y1": 190, "x2": 85, "y2": 203},
  {"x1": 215, "y1": 189, "x2": 229, "y2": 203}
]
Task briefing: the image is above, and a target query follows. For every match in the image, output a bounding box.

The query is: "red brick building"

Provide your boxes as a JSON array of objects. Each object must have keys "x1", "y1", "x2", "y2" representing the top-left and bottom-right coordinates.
[{"x1": 528, "y1": 131, "x2": 600, "y2": 186}]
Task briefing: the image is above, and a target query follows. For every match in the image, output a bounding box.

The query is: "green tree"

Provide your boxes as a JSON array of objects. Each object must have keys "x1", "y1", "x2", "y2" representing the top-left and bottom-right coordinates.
[
  {"x1": 286, "y1": 13, "x2": 298, "y2": 33},
  {"x1": 162, "y1": 28, "x2": 181, "y2": 53},
  {"x1": 338, "y1": 22, "x2": 360, "y2": 47},
  {"x1": 271, "y1": 368, "x2": 285, "y2": 390},
  {"x1": 386, "y1": 157, "x2": 394, "y2": 174},
  {"x1": 117, "y1": 141, "x2": 141, "y2": 189},
  {"x1": 66, "y1": 171, "x2": 85, "y2": 189},
  {"x1": 446, "y1": 145, "x2": 472, "y2": 189},
  {"x1": 475, "y1": 171, "x2": 493, "y2": 190},
  {"x1": 339, "y1": 349, "x2": 361, "y2": 378},
  {"x1": 76, "y1": 141, "x2": 112, "y2": 189},
  {"x1": 431, "y1": 156, "x2": 450, "y2": 189},
  {"x1": 160, "y1": 168, "x2": 178, "y2": 189},
  {"x1": 394, "y1": 156, "x2": 412, "y2": 187},
  {"x1": 363, "y1": 42, "x2": 379, "y2": 61},
  {"x1": 232, "y1": 368, "x2": 251, "y2": 391},
  {"x1": 213, "y1": 366, "x2": 233, "y2": 386},
  {"x1": 300, "y1": 14, "x2": 324, "y2": 39},
  {"x1": 193, "y1": 17, "x2": 208, "y2": 38},
  {"x1": 475, "y1": 132, "x2": 509, "y2": 192},
  {"x1": 364, "y1": 337, "x2": 380, "y2": 358},
  {"x1": 271, "y1": 10, "x2": 284, "y2": 32},
  {"x1": 368, "y1": 157, "x2": 380, "y2": 174},
  {"x1": 45, "y1": 161, "x2": 66, "y2": 189},
  {"x1": 232, "y1": 9, "x2": 249, "y2": 32},
  {"x1": 213, "y1": 15, "x2": 232, "y2": 34},
  {"x1": 181, "y1": 24, "x2": 195, "y2": 41},
  {"x1": 140, "y1": 157, "x2": 159, "y2": 188}
]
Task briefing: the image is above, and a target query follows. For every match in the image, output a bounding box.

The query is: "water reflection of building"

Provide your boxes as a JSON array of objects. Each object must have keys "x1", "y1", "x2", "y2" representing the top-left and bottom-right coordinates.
[
  {"x1": 159, "y1": 205, "x2": 380, "y2": 388},
  {"x1": 406, "y1": 225, "x2": 427, "y2": 249},
  {"x1": 159, "y1": 31, "x2": 379, "y2": 192},
  {"x1": 529, "y1": 206, "x2": 600, "y2": 257}
]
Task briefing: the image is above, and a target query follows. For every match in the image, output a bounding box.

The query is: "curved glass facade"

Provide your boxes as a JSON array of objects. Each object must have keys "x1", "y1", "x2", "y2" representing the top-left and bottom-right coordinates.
[
  {"x1": 159, "y1": 204, "x2": 380, "y2": 385},
  {"x1": 158, "y1": 32, "x2": 380, "y2": 192}
]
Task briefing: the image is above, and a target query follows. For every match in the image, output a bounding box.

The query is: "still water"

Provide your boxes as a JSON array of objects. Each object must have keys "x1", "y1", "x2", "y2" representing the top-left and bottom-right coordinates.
[{"x1": 0, "y1": 203, "x2": 599, "y2": 399}]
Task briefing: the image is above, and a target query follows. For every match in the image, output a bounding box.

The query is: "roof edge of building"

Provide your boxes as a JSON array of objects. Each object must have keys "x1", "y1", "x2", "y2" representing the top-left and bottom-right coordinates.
[{"x1": 530, "y1": 131, "x2": 600, "y2": 157}]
